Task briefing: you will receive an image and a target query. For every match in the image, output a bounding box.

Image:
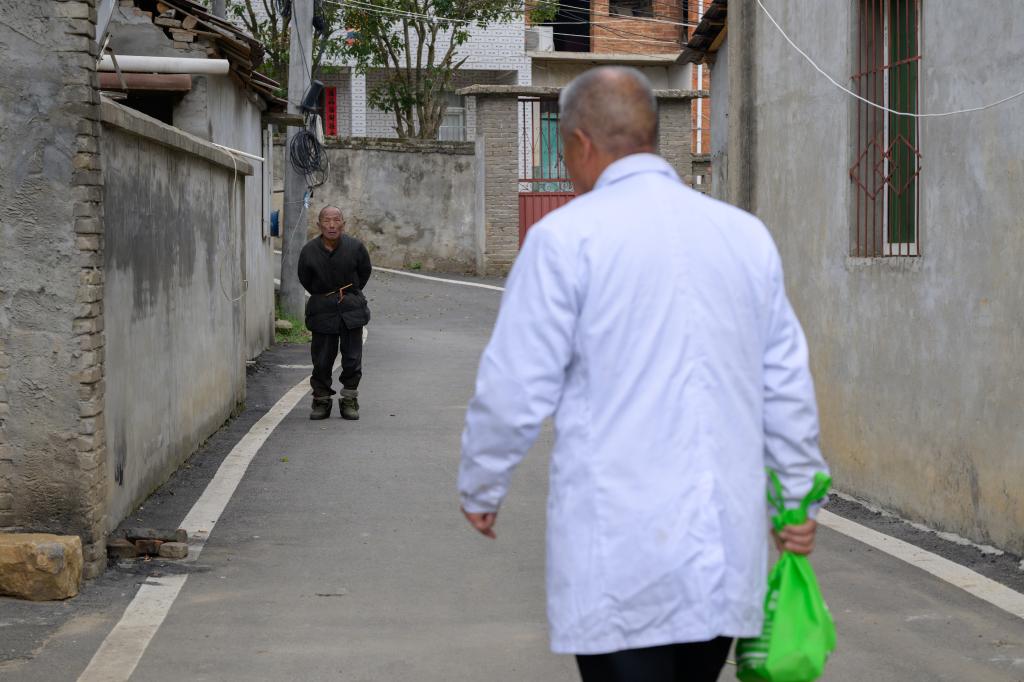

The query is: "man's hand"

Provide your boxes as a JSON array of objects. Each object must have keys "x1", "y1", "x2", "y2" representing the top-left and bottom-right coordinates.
[
  {"x1": 462, "y1": 508, "x2": 498, "y2": 539},
  {"x1": 773, "y1": 519, "x2": 818, "y2": 555}
]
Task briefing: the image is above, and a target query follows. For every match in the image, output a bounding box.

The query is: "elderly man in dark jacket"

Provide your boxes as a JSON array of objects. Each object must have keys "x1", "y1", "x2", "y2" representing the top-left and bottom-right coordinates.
[{"x1": 298, "y1": 205, "x2": 372, "y2": 420}]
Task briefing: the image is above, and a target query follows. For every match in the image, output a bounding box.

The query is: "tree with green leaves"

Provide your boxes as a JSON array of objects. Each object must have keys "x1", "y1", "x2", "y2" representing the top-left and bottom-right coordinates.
[{"x1": 339, "y1": 1, "x2": 555, "y2": 139}]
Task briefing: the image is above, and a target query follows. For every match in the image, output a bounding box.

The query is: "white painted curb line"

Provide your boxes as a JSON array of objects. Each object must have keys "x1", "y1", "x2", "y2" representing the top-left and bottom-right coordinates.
[
  {"x1": 818, "y1": 510, "x2": 1024, "y2": 619},
  {"x1": 78, "y1": 377, "x2": 313, "y2": 682}
]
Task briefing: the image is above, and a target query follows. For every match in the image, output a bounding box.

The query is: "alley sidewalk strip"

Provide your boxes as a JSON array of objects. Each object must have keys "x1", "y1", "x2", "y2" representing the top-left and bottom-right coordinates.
[
  {"x1": 77, "y1": 377, "x2": 315, "y2": 682},
  {"x1": 819, "y1": 510, "x2": 1024, "y2": 621}
]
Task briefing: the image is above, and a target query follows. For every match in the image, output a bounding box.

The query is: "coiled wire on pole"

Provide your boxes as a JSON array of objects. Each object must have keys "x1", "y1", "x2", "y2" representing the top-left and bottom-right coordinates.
[{"x1": 288, "y1": 121, "x2": 330, "y2": 188}]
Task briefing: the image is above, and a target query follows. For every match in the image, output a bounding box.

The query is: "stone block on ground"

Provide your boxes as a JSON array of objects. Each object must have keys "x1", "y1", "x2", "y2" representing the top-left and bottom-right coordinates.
[
  {"x1": 0, "y1": 533, "x2": 83, "y2": 601},
  {"x1": 275, "y1": 319, "x2": 294, "y2": 331},
  {"x1": 106, "y1": 538, "x2": 139, "y2": 561},
  {"x1": 158, "y1": 542, "x2": 188, "y2": 559},
  {"x1": 120, "y1": 527, "x2": 187, "y2": 543},
  {"x1": 134, "y1": 539, "x2": 163, "y2": 556}
]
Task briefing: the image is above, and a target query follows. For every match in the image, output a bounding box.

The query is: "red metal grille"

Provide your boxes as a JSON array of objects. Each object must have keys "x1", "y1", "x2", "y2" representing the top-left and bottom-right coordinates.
[
  {"x1": 324, "y1": 86, "x2": 338, "y2": 137},
  {"x1": 850, "y1": 0, "x2": 921, "y2": 257},
  {"x1": 518, "y1": 97, "x2": 575, "y2": 245}
]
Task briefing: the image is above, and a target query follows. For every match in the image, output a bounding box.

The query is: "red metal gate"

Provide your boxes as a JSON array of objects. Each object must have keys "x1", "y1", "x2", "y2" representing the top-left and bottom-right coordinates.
[{"x1": 518, "y1": 97, "x2": 575, "y2": 245}]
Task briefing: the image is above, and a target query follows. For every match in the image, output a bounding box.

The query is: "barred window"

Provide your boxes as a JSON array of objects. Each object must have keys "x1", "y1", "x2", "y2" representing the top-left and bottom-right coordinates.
[{"x1": 850, "y1": 0, "x2": 921, "y2": 257}]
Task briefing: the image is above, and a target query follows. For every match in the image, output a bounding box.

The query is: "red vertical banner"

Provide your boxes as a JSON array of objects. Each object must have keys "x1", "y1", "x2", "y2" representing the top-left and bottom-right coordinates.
[{"x1": 324, "y1": 86, "x2": 338, "y2": 137}]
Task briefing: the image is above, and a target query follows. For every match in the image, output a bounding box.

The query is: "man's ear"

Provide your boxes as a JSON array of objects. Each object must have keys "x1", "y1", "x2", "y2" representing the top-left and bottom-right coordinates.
[{"x1": 572, "y1": 128, "x2": 592, "y2": 159}]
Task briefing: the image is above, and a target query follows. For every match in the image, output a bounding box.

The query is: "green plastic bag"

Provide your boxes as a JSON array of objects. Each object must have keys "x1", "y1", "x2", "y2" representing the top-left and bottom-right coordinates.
[{"x1": 736, "y1": 471, "x2": 836, "y2": 682}]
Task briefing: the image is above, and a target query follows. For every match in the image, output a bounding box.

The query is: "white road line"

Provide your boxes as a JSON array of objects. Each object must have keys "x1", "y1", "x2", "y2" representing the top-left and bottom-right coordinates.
[
  {"x1": 375, "y1": 266, "x2": 1024, "y2": 616},
  {"x1": 375, "y1": 267, "x2": 506, "y2": 292},
  {"x1": 818, "y1": 511, "x2": 1024, "y2": 620},
  {"x1": 78, "y1": 377, "x2": 314, "y2": 682}
]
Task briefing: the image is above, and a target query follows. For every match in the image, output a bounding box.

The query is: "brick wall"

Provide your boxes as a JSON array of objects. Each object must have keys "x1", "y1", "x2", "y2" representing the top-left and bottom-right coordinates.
[
  {"x1": 476, "y1": 97, "x2": 521, "y2": 275},
  {"x1": 658, "y1": 98, "x2": 694, "y2": 181},
  {"x1": 0, "y1": 0, "x2": 108, "y2": 577},
  {"x1": 591, "y1": 0, "x2": 685, "y2": 55}
]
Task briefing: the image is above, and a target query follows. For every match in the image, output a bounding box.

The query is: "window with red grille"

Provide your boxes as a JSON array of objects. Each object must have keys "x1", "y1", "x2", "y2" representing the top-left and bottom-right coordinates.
[{"x1": 850, "y1": 0, "x2": 921, "y2": 257}]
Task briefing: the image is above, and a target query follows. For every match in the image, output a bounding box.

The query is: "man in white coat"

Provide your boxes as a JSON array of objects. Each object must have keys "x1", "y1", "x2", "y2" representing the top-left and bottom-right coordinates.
[{"x1": 458, "y1": 67, "x2": 829, "y2": 681}]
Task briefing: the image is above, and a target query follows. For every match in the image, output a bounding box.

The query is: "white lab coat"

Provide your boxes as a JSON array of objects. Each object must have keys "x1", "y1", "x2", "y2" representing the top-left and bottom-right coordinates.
[{"x1": 459, "y1": 154, "x2": 829, "y2": 655}]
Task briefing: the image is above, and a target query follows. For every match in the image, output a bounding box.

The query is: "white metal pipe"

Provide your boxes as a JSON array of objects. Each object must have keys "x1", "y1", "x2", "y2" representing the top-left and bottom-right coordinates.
[
  {"x1": 696, "y1": 0, "x2": 704, "y2": 157},
  {"x1": 98, "y1": 55, "x2": 230, "y2": 75}
]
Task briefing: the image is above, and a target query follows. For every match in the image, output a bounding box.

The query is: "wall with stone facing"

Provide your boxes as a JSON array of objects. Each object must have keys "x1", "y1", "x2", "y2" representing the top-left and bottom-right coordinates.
[
  {"x1": 304, "y1": 139, "x2": 479, "y2": 273},
  {"x1": 0, "y1": 0, "x2": 109, "y2": 577},
  {"x1": 100, "y1": 102, "x2": 252, "y2": 530}
]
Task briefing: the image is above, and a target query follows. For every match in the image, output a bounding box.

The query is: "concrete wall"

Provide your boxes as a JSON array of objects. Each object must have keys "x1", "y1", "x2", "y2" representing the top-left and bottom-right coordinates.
[
  {"x1": 100, "y1": 102, "x2": 253, "y2": 529},
  {"x1": 178, "y1": 75, "x2": 274, "y2": 360},
  {"x1": 108, "y1": 9, "x2": 276, "y2": 360},
  {"x1": 297, "y1": 139, "x2": 479, "y2": 273},
  {"x1": 709, "y1": 35, "x2": 728, "y2": 196},
  {"x1": 0, "y1": 0, "x2": 110, "y2": 576},
  {"x1": 726, "y1": 3, "x2": 1024, "y2": 553}
]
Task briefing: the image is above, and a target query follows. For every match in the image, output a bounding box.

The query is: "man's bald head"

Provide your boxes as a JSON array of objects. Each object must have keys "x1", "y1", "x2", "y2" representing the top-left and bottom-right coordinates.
[{"x1": 559, "y1": 67, "x2": 658, "y2": 157}]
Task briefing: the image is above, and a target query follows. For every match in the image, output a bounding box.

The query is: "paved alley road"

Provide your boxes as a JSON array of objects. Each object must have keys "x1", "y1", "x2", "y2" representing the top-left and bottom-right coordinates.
[{"x1": 3, "y1": 270, "x2": 1024, "y2": 681}]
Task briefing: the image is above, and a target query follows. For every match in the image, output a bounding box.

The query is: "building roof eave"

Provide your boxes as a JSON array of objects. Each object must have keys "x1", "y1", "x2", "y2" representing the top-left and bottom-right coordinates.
[{"x1": 678, "y1": 0, "x2": 727, "y2": 65}]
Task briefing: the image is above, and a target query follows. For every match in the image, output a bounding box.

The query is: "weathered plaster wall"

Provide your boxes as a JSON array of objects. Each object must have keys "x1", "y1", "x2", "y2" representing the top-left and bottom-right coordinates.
[
  {"x1": 100, "y1": 102, "x2": 252, "y2": 529},
  {"x1": 301, "y1": 139, "x2": 479, "y2": 273},
  {"x1": 709, "y1": 35, "x2": 729, "y2": 198},
  {"x1": 732, "y1": 3, "x2": 1024, "y2": 552},
  {"x1": 108, "y1": 7, "x2": 275, "y2": 360},
  {"x1": 0, "y1": 0, "x2": 109, "y2": 576}
]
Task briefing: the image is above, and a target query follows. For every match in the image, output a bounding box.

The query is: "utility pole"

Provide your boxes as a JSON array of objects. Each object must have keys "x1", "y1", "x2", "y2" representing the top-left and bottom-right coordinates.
[
  {"x1": 280, "y1": 0, "x2": 314, "y2": 318},
  {"x1": 211, "y1": 0, "x2": 226, "y2": 17}
]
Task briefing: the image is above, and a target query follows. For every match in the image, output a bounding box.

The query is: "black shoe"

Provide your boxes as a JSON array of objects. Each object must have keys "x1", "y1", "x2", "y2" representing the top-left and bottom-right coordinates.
[
  {"x1": 310, "y1": 397, "x2": 332, "y2": 420},
  {"x1": 339, "y1": 391, "x2": 360, "y2": 420}
]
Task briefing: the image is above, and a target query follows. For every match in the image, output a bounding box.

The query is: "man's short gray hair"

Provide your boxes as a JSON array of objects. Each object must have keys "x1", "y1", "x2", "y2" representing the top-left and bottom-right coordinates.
[
  {"x1": 318, "y1": 205, "x2": 344, "y2": 221},
  {"x1": 558, "y1": 67, "x2": 659, "y2": 156}
]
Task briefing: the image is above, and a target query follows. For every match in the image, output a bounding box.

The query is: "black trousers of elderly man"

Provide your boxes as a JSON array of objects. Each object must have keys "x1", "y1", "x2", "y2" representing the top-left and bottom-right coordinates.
[{"x1": 297, "y1": 206, "x2": 372, "y2": 421}]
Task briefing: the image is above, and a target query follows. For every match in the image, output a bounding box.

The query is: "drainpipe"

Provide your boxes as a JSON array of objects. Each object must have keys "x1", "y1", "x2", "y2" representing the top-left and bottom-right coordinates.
[
  {"x1": 98, "y1": 55, "x2": 231, "y2": 75},
  {"x1": 696, "y1": 0, "x2": 704, "y2": 157}
]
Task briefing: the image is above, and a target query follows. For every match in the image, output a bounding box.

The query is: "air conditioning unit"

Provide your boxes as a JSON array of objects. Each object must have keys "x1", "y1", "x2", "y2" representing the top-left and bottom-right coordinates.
[{"x1": 525, "y1": 26, "x2": 555, "y2": 52}]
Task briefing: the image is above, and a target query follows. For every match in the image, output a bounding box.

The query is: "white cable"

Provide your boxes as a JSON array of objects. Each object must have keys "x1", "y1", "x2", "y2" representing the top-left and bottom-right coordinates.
[{"x1": 755, "y1": 0, "x2": 1024, "y2": 119}]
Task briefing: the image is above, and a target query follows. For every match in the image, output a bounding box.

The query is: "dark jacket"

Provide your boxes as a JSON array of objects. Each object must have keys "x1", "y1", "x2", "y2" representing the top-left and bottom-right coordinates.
[{"x1": 297, "y1": 235, "x2": 372, "y2": 333}]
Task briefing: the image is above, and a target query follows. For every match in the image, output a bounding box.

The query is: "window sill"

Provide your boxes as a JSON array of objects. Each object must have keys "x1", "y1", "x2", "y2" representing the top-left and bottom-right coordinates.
[{"x1": 845, "y1": 256, "x2": 922, "y2": 272}]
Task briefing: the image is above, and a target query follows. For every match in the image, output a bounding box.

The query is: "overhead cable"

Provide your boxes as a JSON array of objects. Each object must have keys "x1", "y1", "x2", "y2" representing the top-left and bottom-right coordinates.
[{"x1": 755, "y1": 0, "x2": 1024, "y2": 118}]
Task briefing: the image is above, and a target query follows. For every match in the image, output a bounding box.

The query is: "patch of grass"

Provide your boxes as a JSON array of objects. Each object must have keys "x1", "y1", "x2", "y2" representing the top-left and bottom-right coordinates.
[
  {"x1": 275, "y1": 304, "x2": 312, "y2": 345},
  {"x1": 409, "y1": 261, "x2": 423, "y2": 271}
]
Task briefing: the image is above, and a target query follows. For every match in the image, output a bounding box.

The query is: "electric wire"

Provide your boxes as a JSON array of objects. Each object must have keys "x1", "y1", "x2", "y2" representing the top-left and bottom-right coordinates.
[{"x1": 755, "y1": 0, "x2": 1024, "y2": 118}]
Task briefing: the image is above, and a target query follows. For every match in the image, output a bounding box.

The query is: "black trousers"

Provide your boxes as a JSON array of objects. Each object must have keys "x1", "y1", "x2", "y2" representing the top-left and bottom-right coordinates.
[
  {"x1": 310, "y1": 329, "x2": 363, "y2": 397},
  {"x1": 576, "y1": 638, "x2": 733, "y2": 682}
]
